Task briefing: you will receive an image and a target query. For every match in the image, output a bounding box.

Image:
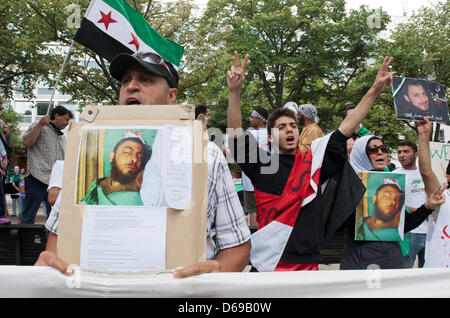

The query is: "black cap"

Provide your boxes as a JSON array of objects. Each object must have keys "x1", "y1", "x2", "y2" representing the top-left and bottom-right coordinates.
[{"x1": 110, "y1": 52, "x2": 179, "y2": 88}]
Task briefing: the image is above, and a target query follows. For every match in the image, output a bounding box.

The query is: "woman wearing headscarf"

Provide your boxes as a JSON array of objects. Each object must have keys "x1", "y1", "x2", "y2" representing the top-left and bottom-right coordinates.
[{"x1": 340, "y1": 135, "x2": 446, "y2": 269}]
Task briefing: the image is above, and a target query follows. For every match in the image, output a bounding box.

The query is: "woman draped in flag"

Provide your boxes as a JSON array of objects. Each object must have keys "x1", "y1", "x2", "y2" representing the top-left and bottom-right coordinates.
[
  {"x1": 340, "y1": 134, "x2": 446, "y2": 269},
  {"x1": 227, "y1": 52, "x2": 396, "y2": 272}
]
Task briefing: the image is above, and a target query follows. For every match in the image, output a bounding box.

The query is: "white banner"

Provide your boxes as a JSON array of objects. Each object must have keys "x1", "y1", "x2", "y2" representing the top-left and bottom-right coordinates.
[{"x1": 1, "y1": 266, "x2": 450, "y2": 298}]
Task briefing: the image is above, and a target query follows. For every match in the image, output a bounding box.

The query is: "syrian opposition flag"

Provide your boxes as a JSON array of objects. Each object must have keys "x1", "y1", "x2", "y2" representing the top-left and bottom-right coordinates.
[
  {"x1": 250, "y1": 134, "x2": 331, "y2": 272},
  {"x1": 74, "y1": 0, "x2": 184, "y2": 69}
]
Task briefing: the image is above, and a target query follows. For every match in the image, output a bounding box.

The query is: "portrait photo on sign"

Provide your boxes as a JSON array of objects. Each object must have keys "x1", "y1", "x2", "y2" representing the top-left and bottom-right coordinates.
[
  {"x1": 75, "y1": 125, "x2": 193, "y2": 208},
  {"x1": 355, "y1": 172, "x2": 406, "y2": 242},
  {"x1": 392, "y1": 77, "x2": 449, "y2": 125}
]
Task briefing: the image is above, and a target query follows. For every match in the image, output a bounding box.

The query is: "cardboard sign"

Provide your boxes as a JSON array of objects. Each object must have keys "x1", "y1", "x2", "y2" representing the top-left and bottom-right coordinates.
[
  {"x1": 57, "y1": 104, "x2": 208, "y2": 271},
  {"x1": 355, "y1": 171, "x2": 406, "y2": 241},
  {"x1": 392, "y1": 77, "x2": 449, "y2": 125},
  {"x1": 429, "y1": 141, "x2": 450, "y2": 186}
]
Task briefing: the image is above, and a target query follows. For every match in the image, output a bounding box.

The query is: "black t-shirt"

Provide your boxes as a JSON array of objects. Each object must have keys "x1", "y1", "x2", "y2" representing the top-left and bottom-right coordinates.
[{"x1": 230, "y1": 129, "x2": 348, "y2": 264}]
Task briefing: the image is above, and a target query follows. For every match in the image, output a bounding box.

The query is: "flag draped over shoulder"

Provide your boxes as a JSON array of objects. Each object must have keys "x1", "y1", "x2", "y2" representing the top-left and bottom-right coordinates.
[
  {"x1": 74, "y1": 0, "x2": 184, "y2": 68},
  {"x1": 250, "y1": 134, "x2": 331, "y2": 272}
]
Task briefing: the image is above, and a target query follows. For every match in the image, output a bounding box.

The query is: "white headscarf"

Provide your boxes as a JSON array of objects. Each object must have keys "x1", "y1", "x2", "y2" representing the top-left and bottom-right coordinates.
[{"x1": 349, "y1": 135, "x2": 385, "y2": 173}]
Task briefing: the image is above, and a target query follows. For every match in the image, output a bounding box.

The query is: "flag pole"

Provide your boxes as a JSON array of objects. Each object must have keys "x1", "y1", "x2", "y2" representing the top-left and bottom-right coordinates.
[{"x1": 46, "y1": 39, "x2": 75, "y2": 115}]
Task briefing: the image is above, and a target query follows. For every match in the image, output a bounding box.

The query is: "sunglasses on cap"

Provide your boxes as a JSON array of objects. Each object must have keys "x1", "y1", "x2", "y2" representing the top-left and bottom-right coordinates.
[
  {"x1": 367, "y1": 145, "x2": 389, "y2": 154},
  {"x1": 133, "y1": 52, "x2": 174, "y2": 82}
]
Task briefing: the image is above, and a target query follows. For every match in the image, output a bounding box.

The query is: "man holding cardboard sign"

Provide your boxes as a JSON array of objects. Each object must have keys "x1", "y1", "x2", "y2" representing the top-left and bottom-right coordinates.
[{"x1": 36, "y1": 51, "x2": 251, "y2": 278}]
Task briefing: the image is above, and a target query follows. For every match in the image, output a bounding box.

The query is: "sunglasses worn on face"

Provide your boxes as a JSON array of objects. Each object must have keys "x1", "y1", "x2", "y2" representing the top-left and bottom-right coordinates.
[
  {"x1": 367, "y1": 145, "x2": 388, "y2": 154},
  {"x1": 134, "y1": 52, "x2": 174, "y2": 81}
]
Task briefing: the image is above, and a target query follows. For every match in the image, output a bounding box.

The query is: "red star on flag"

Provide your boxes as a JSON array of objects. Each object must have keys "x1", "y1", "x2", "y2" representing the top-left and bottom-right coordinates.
[
  {"x1": 128, "y1": 33, "x2": 140, "y2": 51},
  {"x1": 97, "y1": 11, "x2": 118, "y2": 30}
]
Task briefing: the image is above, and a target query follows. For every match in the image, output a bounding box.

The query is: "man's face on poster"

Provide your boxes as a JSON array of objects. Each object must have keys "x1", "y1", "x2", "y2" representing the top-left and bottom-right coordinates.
[
  {"x1": 404, "y1": 84, "x2": 429, "y2": 111},
  {"x1": 372, "y1": 185, "x2": 402, "y2": 223},
  {"x1": 110, "y1": 140, "x2": 144, "y2": 184}
]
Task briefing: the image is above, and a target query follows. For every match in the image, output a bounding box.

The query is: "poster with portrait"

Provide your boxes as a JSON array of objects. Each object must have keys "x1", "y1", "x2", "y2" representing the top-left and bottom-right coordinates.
[
  {"x1": 392, "y1": 77, "x2": 449, "y2": 125},
  {"x1": 76, "y1": 126, "x2": 192, "y2": 209},
  {"x1": 355, "y1": 171, "x2": 406, "y2": 242},
  {"x1": 58, "y1": 104, "x2": 208, "y2": 272}
]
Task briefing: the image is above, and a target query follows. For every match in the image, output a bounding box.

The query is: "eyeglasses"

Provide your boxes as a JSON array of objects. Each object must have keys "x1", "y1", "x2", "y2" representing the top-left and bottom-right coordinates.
[
  {"x1": 367, "y1": 145, "x2": 388, "y2": 154},
  {"x1": 133, "y1": 52, "x2": 174, "y2": 82}
]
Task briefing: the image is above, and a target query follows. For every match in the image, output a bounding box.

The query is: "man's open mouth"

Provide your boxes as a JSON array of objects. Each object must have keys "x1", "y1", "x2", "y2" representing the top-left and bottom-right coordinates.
[
  {"x1": 126, "y1": 97, "x2": 141, "y2": 105},
  {"x1": 286, "y1": 136, "x2": 295, "y2": 142}
]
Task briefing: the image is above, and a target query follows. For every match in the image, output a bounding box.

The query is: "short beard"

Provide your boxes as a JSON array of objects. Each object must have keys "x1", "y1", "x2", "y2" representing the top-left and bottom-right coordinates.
[
  {"x1": 402, "y1": 160, "x2": 415, "y2": 169},
  {"x1": 110, "y1": 157, "x2": 138, "y2": 185},
  {"x1": 374, "y1": 202, "x2": 398, "y2": 223}
]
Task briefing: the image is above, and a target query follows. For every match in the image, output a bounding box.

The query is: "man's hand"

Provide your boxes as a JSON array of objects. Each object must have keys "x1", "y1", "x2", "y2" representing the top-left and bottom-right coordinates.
[
  {"x1": 370, "y1": 56, "x2": 394, "y2": 96},
  {"x1": 34, "y1": 251, "x2": 71, "y2": 275},
  {"x1": 424, "y1": 183, "x2": 447, "y2": 210},
  {"x1": 416, "y1": 117, "x2": 433, "y2": 139},
  {"x1": 173, "y1": 241, "x2": 250, "y2": 279},
  {"x1": 173, "y1": 260, "x2": 220, "y2": 279},
  {"x1": 38, "y1": 115, "x2": 51, "y2": 127},
  {"x1": 227, "y1": 51, "x2": 249, "y2": 92}
]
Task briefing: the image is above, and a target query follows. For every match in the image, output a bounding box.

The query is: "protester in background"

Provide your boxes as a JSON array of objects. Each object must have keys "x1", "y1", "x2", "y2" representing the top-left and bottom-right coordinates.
[
  {"x1": 195, "y1": 104, "x2": 211, "y2": 124},
  {"x1": 283, "y1": 102, "x2": 299, "y2": 117},
  {"x1": 394, "y1": 140, "x2": 428, "y2": 268},
  {"x1": 242, "y1": 107, "x2": 269, "y2": 226},
  {"x1": 340, "y1": 135, "x2": 444, "y2": 269},
  {"x1": 0, "y1": 96, "x2": 9, "y2": 219},
  {"x1": 297, "y1": 104, "x2": 323, "y2": 152},
  {"x1": 18, "y1": 170, "x2": 25, "y2": 221},
  {"x1": 21, "y1": 106, "x2": 73, "y2": 224},
  {"x1": 9, "y1": 166, "x2": 22, "y2": 217}
]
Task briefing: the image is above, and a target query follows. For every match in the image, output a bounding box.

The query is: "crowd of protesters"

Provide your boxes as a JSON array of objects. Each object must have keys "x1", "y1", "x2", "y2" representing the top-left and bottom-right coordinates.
[{"x1": 0, "y1": 50, "x2": 447, "y2": 276}]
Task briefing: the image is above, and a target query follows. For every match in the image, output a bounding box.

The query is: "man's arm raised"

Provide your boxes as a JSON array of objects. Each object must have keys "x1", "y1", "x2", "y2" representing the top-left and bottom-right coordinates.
[
  {"x1": 417, "y1": 118, "x2": 441, "y2": 196},
  {"x1": 227, "y1": 51, "x2": 249, "y2": 139},
  {"x1": 338, "y1": 57, "x2": 393, "y2": 137}
]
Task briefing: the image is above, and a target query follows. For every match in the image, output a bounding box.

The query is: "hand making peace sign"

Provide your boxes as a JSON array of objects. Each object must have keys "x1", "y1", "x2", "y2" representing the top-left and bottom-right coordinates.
[
  {"x1": 227, "y1": 51, "x2": 249, "y2": 92},
  {"x1": 371, "y1": 56, "x2": 394, "y2": 96}
]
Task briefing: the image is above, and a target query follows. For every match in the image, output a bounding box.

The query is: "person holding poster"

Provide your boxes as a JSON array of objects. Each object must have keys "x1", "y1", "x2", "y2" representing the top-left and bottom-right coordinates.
[
  {"x1": 392, "y1": 77, "x2": 449, "y2": 125},
  {"x1": 340, "y1": 134, "x2": 445, "y2": 269},
  {"x1": 36, "y1": 50, "x2": 251, "y2": 278},
  {"x1": 394, "y1": 140, "x2": 429, "y2": 268},
  {"x1": 416, "y1": 118, "x2": 450, "y2": 268},
  {"x1": 355, "y1": 176, "x2": 406, "y2": 241}
]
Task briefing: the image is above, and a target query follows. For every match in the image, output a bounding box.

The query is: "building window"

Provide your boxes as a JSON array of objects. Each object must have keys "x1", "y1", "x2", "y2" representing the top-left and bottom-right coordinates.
[
  {"x1": 37, "y1": 87, "x2": 54, "y2": 95},
  {"x1": 36, "y1": 102, "x2": 50, "y2": 115}
]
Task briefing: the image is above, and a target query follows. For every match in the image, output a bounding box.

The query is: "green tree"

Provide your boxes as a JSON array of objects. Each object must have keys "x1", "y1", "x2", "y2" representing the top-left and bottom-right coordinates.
[
  {"x1": 198, "y1": 0, "x2": 389, "y2": 113},
  {"x1": 0, "y1": 0, "x2": 59, "y2": 98},
  {"x1": 17, "y1": 0, "x2": 205, "y2": 107}
]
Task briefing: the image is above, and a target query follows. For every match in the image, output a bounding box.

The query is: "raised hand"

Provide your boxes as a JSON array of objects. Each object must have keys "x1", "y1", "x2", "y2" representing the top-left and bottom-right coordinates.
[
  {"x1": 371, "y1": 56, "x2": 394, "y2": 96},
  {"x1": 227, "y1": 51, "x2": 249, "y2": 92},
  {"x1": 415, "y1": 117, "x2": 433, "y2": 138},
  {"x1": 424, "y1": 183, "x2": 447, "y2": 210}
]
